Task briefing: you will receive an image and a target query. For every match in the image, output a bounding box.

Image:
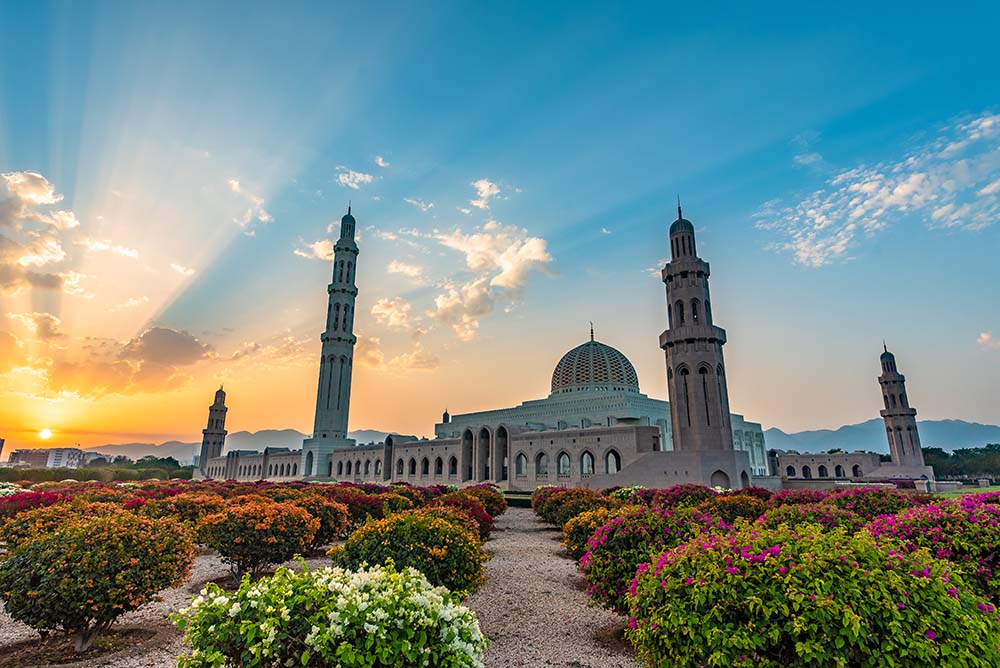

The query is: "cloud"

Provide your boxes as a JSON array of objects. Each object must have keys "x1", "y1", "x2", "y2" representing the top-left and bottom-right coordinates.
[
  {"x1": 8, "y1": 311, "x2": 64, "y2": 340},
  {"x1": 354, "y1": 334, "x2": 439, "y2": 372},
  {"x1": 470, "y1": 178, "x2": 500, "y2": 209},
  {"x1": 793, "y1": 152, "x2": 824, "y2": 166},
  {"x1": 337, "y1": 167, "x2": 375, "y2": 190},
  {"x1": 108, "y1": 296, "x2": 150, "y2": 312},
  {"x1": 120, "y1": 326, "x2": 212, "y2": 366},
  {"x1": 375, "y1": 156, "x2": 390, "y2": 168},
  {"x1": 427, "y1": 277, "x2": 495, "y2": 341},
  {"x1": 294, "y1": 239, "x2": 335, "y2": 261},
  {"x1": 170, "y1": 262, "x2": 195, "y2": 276},
  {"x1": 403, "y1": 197, "x2": 434, "y2": 213},
  {"x1": 756, "y1": 112, "x2": 1000, "y2": 267},
  {"x1": 228, "y1": 335, "x2": 311, "y2": 366},
  {"x1": 644, "y1": 258, "x2": 669, "y2": 278},
  {"x1": 371, "y1": 297, "x2": 413, "y2": 330},
  {"x1": 81, "y1": 238, "x2": 139, "y2": 259},
  {"x1": 978, "y1": 331, "x2": 1000, "y2": 351},
  {"x1": 0, "y1": 330, "x2": 25, "y2": 373},
  {"x1": 600, "y1": 227, "x2": 612, "y2": 235},
  {"x1": 227, "y1": 177, "x2": 272, "y2": 235},
  {"x1": 386, "y1": 260, "x2": 424, "y2": 280}
]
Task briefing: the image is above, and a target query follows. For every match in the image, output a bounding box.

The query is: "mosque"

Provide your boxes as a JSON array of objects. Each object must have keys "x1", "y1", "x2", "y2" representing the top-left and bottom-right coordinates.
[{"x1": 197, "y1": 203, "x2": 935, "y2": 491}]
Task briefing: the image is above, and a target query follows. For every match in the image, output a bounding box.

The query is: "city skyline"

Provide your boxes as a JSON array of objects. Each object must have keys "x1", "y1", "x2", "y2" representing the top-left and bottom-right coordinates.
[{"x1": 1, "y1": 2, "x2": 998, "y2": 451}]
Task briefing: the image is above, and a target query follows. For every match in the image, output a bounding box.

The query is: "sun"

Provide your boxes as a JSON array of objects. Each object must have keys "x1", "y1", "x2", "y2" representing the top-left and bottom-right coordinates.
[{"x1": 39, "y1": 428, "x2": 53, "y2": 440}]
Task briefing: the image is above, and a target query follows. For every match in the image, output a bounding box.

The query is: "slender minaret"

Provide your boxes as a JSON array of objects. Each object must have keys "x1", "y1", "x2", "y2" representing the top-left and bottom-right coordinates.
[
  {"x1": 879, "y1": 345, "x2": 925, "y2": 468},
  {"x1": 199, "y1": 386, "x2": 228, "y2": 476},
  {"x1": 660, "y1": 203, "x2": 734, "y2": 451},
  {"x1": 301, "y1": 206, "x2": 359, "y2": 477}
]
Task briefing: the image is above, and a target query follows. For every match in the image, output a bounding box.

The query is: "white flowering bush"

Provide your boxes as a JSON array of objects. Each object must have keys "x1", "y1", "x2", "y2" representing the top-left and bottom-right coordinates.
[
  {"x1": 172, "y1": 562, "x2": 488, "y2": 668},
  {"x1": 0, "y1": 482, "x2": 24, "y2": 498}
]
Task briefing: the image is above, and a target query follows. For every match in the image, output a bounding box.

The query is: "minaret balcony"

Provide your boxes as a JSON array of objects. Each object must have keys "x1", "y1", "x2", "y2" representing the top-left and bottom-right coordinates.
[{"x1": 659, "y1": 325, "x2": 727, "y2": 349}]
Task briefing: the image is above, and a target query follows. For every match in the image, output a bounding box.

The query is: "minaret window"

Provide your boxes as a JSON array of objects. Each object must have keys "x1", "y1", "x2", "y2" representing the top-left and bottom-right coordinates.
[
  {"x1": 347, "y1": 262, "x2": 353, "y2": 283},
  {"x1": 337, "y1": 261, "x2": 344, "y2": 282},
  {"x1": 890, "y1": 394, "x2": 897, "y2": 407},
  {"x1": 699, "y1": 366, "x2": 711, "y2": 426},
  {"x1": 705, "y1": 300, "x2": 711, "y2": 323},
  {"x1": 334, "y1": 304, "x2": 341, "y2": 330},
  {"x1": 680, "y1": 367, "x2": 691, "y2": 427},
  {"x1": 692, "y1": 299, "x2": 700, "y2": 324},
  {"x1": 667, "y1": 304, "x2": 673, "y2": 328},
  {"x1": 676, "y1": 301, "x2": 685, "y2": 326}
]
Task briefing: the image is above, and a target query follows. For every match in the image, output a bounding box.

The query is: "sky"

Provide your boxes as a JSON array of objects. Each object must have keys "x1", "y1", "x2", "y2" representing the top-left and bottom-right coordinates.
[{"x1": 1, "y1": 1, "x2": 998, "y2": 452}]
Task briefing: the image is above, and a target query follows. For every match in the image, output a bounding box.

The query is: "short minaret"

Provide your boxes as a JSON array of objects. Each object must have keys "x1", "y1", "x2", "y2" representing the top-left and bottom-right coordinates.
[
  {"x1": 659, "y1": 204, "x2": 734, "y2": 451},
  {"x1": 301, "y1": 206, "x2": 360, "y2": 477},
  {"x1": 199, "y1": 386, "x2": 228, "y2": 476},
  {"x1": 879, "y1": 345, "x2": 926, "y2": 469}
]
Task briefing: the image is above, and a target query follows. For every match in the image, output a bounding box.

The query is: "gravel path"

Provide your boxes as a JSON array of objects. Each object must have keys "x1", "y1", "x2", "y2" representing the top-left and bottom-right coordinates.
[{"x1": 466, "y1": 508, "x2": 639, "y2": 668}]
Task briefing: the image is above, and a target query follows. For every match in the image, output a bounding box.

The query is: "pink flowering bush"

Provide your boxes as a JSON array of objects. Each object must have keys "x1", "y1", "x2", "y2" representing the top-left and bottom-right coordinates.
[
  {"x1": 766, "y1": 488, "x2": 829, "y2": 507},
  {"x1": 826, "y1": 487, "x2": 928, "y2": 520},
  {"x1": 757, "y1": 502, "x2": 866, "y2": 533},
  {"x1": 0, "y1": 490, "x2": 69, "y2": 519},
  {"x1": 651, "y1": 484, "x2": 719, "y2": 508},
  {"x1": 866, "y1": 500, "x2": 1000, "y2": 599},
  {"x1": 581, "y1": 505, "x2": 730, "y2": 613},
  {"x1": 628, "y1": 523, "x2": 1000, "y2": 667},
  {"x1": 727, "y1": 485, "x2": 773, "y2": 501}
]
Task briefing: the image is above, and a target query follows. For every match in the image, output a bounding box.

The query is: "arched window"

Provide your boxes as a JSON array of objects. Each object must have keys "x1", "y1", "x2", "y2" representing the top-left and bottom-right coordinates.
[
  {"x1": 345, "y1": 305, "x2": 352, "y2": 332},
  {"x1": 581, "y1": 451, "x2": 595, "y2": 475},
  {"x1": 890, "y1": 394, "x2": 897, "y2": 407},
  {"x1": 691, "y1": 298, "x2": 700, "y2": 324},
  {"x1": 557, "y1": 452, "x2": 571, "y2": 476},
  {"x1": 680, "y1": 367, "x2": 691, "y2": 427},
  {"x1": 346, "y1": 461, "x2": 352, "y2": 475},
  {"x1": 337, "y1": 260, "x2": 344, "y2": 282},
  {"x1": 364, "y1": 460, "x2": 371, "y2": 475},
  {"x1": 421, "y1": 458, "x2": 429, "y2": 475},
  {"x1": 818, "y1": 465, "x2": 828, "y2": 478},
  {"x1": 536, "y1": 452, "x2": 549, "y2": 476},
  {"x1": 333, "y1": 303, "x2": 340, "y2": 331},
  {"x1": 835, "y1": 464, "x2": 844, "y2": 477},
  {"x1": 900, "y1": 392, "x2": 907, "y2": 407},
  {"x1": 605, "y1": 450, "x2": 621, "y2": 474},
  {"x1": 375, "y1": 460, "x2": 382, "y2": 475},
  {"x1": 667, "y1": 303, "x2": 673, "y2": 328},
  {"x1": 408, "y1": 458, "x2": 416, "y2": 475},
  {"x1": 268, "y1": 464, "x2": 273, "y2": 476},
  {"x1": 346, "y1": 261, "x2": 352, "y2": 283},
  {"x1": 785, "y1": 465, "x2": 795, "y2": 477},
  {"x1": 337, "y1": 461, "x2": 343, "y2": 476},
  {"x1": 802, "y1": 465, "x2": 812, "y2": 479},
  {"x1": 675, "y1": 300, "x2": 685, "y2": 326},
  {"x1": 704, "y1": 300, "x2": 711, "y2": 323},
  {"x1": 852, "y1": 464, "x2": 862, "y2": 478},
  {"x1": 355, "y1": 460, "x2": 361, "y2": 475},
  {"x1": 699, "y1": 366, "x2": 711, "y2": 426},
  {"x1": 397, "y1": 459, "x2": 404, "y2": 475},
  {"x1": 292, "y1": 463, "x2": 297, "y2": 476},
  {"x1": 434, "y1": 457, "x2": 443, "y2": 475},
  {"x1": 515, "y1": 453, "x2": 527, "y2": 476},
  {"x1": 448, "y1": 456, "x2": 458, "y2": 475}
]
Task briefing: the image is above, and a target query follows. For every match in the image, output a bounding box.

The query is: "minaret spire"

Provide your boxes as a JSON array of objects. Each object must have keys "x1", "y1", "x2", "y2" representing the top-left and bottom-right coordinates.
[
  {"x1": 883, "y1": 340, "x2": 888, "y2": 353},
  {"x1": 677, "y1": 195, "x2": 682, "y2": 220},
  {"x1": 590, "y1": 321, "x2": 594, "y2": 342}
]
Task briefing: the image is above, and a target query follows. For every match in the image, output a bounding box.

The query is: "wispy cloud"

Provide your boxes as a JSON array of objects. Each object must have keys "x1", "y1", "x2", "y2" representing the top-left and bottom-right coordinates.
[
  {"x1": 293, "y1": 239, "x2": 335, "y2": 261},
  {"x1": 600, "y1": 227, "x2": 612, "y2": 235},
  {"x1": 757, "y1": 112, "x2": 1000, "y2": 267},
  {"x1": 371, "y1": 296, "x2": 413, "y2": 330},
  {"x1": 978, "y1": 331, "x2": 1000, "y2": 351},
  {"x1": 354, "y1": 334, "x2": 439, "y2": 372},
  {"x1": 170, "y1": 262, "x2": 195, "y2": 276},
  {"x1": 8, "y1": 311, "x2": 64, "y2": 340},
  {"x1": 227, "y1": 178, "x2": 272, "y2": 235},
  {"x1": 374, "y1": 155, "x2": 390, "y2": 168},
  {"x1": 403, "y1": 197, "x2": 434, "y2": 213},
  {"x1": 387, "y1": 260, "x2": 424, "y2": 280},
  {"x1": 337, "y1": 166, "x2": 375, "y2": 190},
  {"x1": 80, "y1": 238, "x2": 139, "y2": 259},
  {"x1": 108, "y1": 296, "x2": 150, "y2": 312},
  {"x1": 644, "y1": 258, "x2": 669, "y2": 278},
  {"x1": 469, "y1": 178, "x2": 500, "y2": 209},
  {"x1": 793, "y1": 152, "x2": 823, "y2": 166}
]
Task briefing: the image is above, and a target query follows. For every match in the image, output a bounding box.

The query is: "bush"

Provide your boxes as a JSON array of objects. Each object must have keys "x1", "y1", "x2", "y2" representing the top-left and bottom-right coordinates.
[
  {"x1": 141, "y1": 491, "x2": 227, "y2": 526},
  {"x1": 562, "y1": 506, "x2": 614, "y2": 561},
  {"x1": 606, "y1": 485, "x2": 645, "y2": 502},
  {"x1": 581, "y1": 505, "x2": 730, "y2": 613},
  {"x1": 696, "y1": 494, "x2": 767, "y2": 524},
  {"x1": 173, "y1": 562, "x2": 487, "y2": 668},
  {"x1": 866, "y1": 499, "x2": 1000, "y2": 598},
  {"x1": 651, "y1": 484, "x2": 718, "y2": 508},
  {"x1": 0, "y1": 513, "x2": 194, "y2": 652},
  {"x1": 531, "y1": 485, "x2": 561, "y2": 512},
  {"x1": 462, "y1": 485, "x2": 507, "y2": 517},
  {"x1": 0, "y1": 482, "x2": 25, "y2": 498},
  {"x1": 288, "y1": 494, "x2": 349, "y2": 549},
  {"x1": 380, "y1": 492, "x2": 415, "y2": 515},
  {"x1": 537, "y1": 488, "x2": 612, "y2": 527},
  {"x1": 0, "y1": 500, "x2": 123, "y2": 549},
  {"x1": 336, "y1": 512, "x2": 486, "y2": 597},
  {"x1": 628, "y1": 523, "x2": 1000, "y2": 668},
  {"x1": 412, "y1": 506, "x2": 483, "y2": 542},
  {"x1": 757, "y1": 502, "x2": 865, "y2": 533},
  {"x1": 200, "y1": 498, "x2": 319, "y2": 577},
  {"x1": 0, "y1": 490, "x2": 68, "y2": 520},
  {"x1": 435, "y1": 494, "x2": 493, "y2": 540},
  {"x1": 317, "y1": 488, "x2": 384, "y2": 529},
  {"x1": 826, "y1": 487, "x2": 926, "y2": 520},
  {"x1": 766, "y1": 489, "x2": 829, "y2": 507},
  {"x1": 728, "y1": 485, "x2": 773, "y2": 501}
]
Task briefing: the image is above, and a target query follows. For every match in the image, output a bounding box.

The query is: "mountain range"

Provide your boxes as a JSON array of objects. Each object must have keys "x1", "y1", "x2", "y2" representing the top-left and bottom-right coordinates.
[{"x1": 82, "y1": 419, "x2": 1000, "y2": 464}]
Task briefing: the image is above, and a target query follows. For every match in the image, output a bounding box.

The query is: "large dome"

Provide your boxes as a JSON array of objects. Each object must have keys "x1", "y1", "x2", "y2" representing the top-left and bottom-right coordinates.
[{"x1": 550, "y1": 340, "x2": 640, "y2": 395}]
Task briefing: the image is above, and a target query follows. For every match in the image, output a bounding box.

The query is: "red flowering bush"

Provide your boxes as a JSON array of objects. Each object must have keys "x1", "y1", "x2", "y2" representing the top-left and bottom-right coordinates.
[
  {"x1": 626, "y1": 487, "x2": 659, "y2": 505},
  {"x1": 581, "y1": 505, "x2": 730, "y2": 613},
  {"x1": 385, "y1": 484, "x2": 429, "y2": 507},
  {"x1": 696, "y1": 494, "x2": 767, "y2": 524},
  {"x1": 141, "y1": 492, "x2": 227, "y2": 526},
  {"x1": 757, "y1": 502, "x2": 866, "y2": 533},
  {"x1": 766, "y1": 488, "x2": 829, "y2": 507},
  {"x1": 462, "y1": 485, "x2": 507, "y2": 518},
  {"x1": 531, "y1": 485, "x2": 562, "y2": 512},
  {"x1": 651, "y1": 484, "x2": 719, "y2": 508},
  {"x1": 0, "y1": 513, "x2": 195, "y2": 652},
  {"x1": 628, "y1": 524, "x2": 1000, "y2": 667},
  {"x1": 380, "y1": 492, "x2": 415, "y2": 515},
  {"x1": 826, "y1": 487, "x2": 926, "y2": 520},
  {"x1": 537, "y1": 488, "x2": 612, "y2": 527},
  {"x1": 728, "y1": 485, "x2": 773, "y2": 501},
  {"x1": 866, "y1": 499, "x2": 1000, "y2": 599},
  {"x1": 200, "y1": 498, "x2": 319, "y2": 577},
  {"x1": 316, "y1": 487, "x2": 384, "y2": 529},
  {"x1": 0, "y1": 490, "x2": 68, "y2": 520},
  {"x1": 436, "y1": 493, "x2": 493, "y2": 540}
]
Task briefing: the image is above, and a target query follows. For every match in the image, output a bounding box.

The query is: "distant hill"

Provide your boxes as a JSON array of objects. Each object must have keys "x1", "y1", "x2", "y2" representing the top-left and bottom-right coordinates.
[
  {"x1": 765, "y1": 419, "x2": 1000, "y2": 454},
  {"x1": 84, "y1": 428, "x2": 393, "y2": 464}
]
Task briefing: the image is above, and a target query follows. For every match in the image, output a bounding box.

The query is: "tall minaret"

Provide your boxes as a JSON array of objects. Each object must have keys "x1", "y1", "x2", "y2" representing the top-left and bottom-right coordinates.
[
  {"x1": 879, "y1": 345, "x2": 926, "y2": 468},
  {"x1": 659, "y1": 204, "x2": 734, "y2": 451},
  {"x1": 301, "y1": 206, "x2": 359, "y2": 477},
  {"x1": 199, "y1": 386, "x2": 228, "y2": 476}
]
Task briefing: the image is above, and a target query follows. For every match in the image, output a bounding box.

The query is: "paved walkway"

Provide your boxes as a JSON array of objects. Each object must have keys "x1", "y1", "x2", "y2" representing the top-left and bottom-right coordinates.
[{"x1": 466, "y1": 507, "x2": 639, "y2": 668}]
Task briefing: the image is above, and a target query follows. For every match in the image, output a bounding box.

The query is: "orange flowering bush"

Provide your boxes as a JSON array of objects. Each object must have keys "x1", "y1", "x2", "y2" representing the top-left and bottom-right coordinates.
[
  {"x1": 287, "y1": 494, "x2": 349, "y2": 548},
  {"x1": 336, "y1": 511, "x2": 486, "y2": 597},
  {"x1": 140, "y1": 492, "x2": 227, "y2": 527},
  {"x1": 411, "y1": 505, "x2": 483, "y2": 543},
  {"x1": 0, "y1": 513, "x2": 194, "y2": 652},
  {"x1": 537, "y1": 487, "x2": 612, "y2": 527},
  {"x1": 380, "y1": 492, "x2": 415, "y2": 515},
  {"x1": 0, "y1": 500, "x2": 124, "y2": 549},
  {"x1": 696, "y1": 494, "x2": 768, "y2": 524},
  {"x1": 462, "y1": 485, "x2": 508, "y2": 517},
  {"x1": 200, "y1": 498, "x2": 318, "y2": 577}
]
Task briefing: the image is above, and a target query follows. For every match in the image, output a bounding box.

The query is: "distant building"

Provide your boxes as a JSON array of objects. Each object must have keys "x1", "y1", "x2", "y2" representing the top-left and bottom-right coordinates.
[{"x1": 7, "y1": 447, "x2": 86, "y2": 469}]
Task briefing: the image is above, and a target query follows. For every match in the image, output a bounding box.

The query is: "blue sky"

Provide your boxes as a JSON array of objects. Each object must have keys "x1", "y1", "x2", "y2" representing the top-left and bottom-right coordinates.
[{"x1": 0, "y1": 1, "x2": 997, "y2": 448}]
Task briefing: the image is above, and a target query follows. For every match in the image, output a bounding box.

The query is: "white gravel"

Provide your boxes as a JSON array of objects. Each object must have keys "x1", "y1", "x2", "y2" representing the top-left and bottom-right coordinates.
[
  {"x1": 466, "y1": 508, "x2": 639, "y2": 668},
  {"x1": 1, "y1": 508, "x2": 638, "y2": 667}
]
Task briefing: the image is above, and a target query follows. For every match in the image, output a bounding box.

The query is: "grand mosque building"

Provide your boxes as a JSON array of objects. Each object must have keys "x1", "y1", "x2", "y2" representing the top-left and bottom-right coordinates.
[{"x1": 198, "y1": 203, "x2": 935, "y2": 490}]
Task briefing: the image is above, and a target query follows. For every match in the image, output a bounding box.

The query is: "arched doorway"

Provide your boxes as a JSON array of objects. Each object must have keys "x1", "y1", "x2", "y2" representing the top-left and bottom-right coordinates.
[
  {"x1": 495, "y1": 426, "x2": 509, "y2": 481},
  {"x1": 461, "y1": 430, "x2": 474, "y2": 481},
  {"x1": 710, "y1": 469, "x2": 730, "y2": 489},
  {"x1": 740, "y1": 471, "x2": 750, "y2": 489},
  {"x1": 305, "y1": 451, "x2": 314, "y2": 477},
  {"x1": 477, "y1": 427, "x2": 491, "y2": 481}
]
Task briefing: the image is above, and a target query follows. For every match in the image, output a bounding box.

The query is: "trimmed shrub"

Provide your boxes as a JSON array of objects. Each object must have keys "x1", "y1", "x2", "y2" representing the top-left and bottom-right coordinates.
[
  {"x1": 173, "y1": 563, "x2": 487, "y2": 668},
  {"x1": 0, "y1": 513, "x2": 194, "y2": 652},
  {"x1": 531, "y1": 485, "x2": 561, "y2": 512},
  {"x1": 462, "y1": 485, "x2": 507, "y2": 518},
  {"x1": 380, "y1": 492, "x2": 415, "y2": 515},
  {"x1": 562, "y1": 506, "x2": 614, "y2": 561},
  {"x1": 766, "y1": 489, "x2": 829, "y2": 507},
  {"x1": 412, "y1": 506, "x2": 483, "y2": 542},
  {"x1": 651, "y1": 483, "x2": 718, "y2": 508},
  {"x1": 336, "y1": 512, "x2": 486, "y2": 597},
  {"x1": 826, "y1": 487, "x2": 926, "y2": 520},
  {"x1": 628, "y1": 524, "x2": 1000, "y2": 668},
  {"x1": 537, "y1": 488, "x2": 612, "y2": 527},
  {"x1": 200, "y1": 498, "x2": 319, "y2": 577},
  {"x1": 581, "y1": 505, "x2": 730, "y2": 613},
  {"x1": 387, "y1": 484, "x2": 430, "y2": 507},
  {"x1": 435, "y1": 494, "x2": 493, "y2": 540},
  {"x1": 141, "y1": 491, "x2": 227, "y2": 526},
  {"x1": 757, "y1": 502, "x2": 865, "y2": 533},
  {"x1": 866, "y1": 500, "x2": 1000, "y2": 598},
  {"x1": 696, "y1": 494, "x2": 767, "y2": 524},
  {"x1": 288, "y1": 494, "x2": 349, "y2": 548}
]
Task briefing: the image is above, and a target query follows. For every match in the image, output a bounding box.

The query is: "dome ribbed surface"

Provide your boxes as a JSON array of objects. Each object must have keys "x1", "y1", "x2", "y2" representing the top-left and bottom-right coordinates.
[{"x1": 550, "y1": 340, "x2": 639, "y2": 394}]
